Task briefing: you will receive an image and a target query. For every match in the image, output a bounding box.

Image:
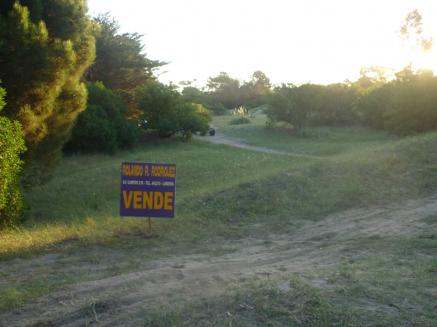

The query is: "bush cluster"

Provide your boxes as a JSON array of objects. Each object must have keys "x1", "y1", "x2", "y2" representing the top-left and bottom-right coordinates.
[
  {"x1": 0, "y1": 87, "x2": 26, "y2": 227},
  {"x1": 267, "y1": 68, "x2": 437, "y2": 135},
  {"x1": 229, "y1": 105, "x2": 251, "y2": 125},
  {"x1": 138, "y1": 82, "x2": 211, "y2": 139},
  {"x1": 229, "y1": 117, "x2": 251, "y2": 125},
  {"x1": 357, "y1": 71, "x2": 437, "y2": 135},
  {"x1": 64, "y1": 82, "x2": 140, "y2": 154},
  {"x1": 207, "y1": 102, "x2": 228, "y2": 116}
]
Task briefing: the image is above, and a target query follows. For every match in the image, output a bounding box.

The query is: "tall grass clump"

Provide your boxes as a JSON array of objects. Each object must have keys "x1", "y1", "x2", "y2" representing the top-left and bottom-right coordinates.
[{"x1": 230, "y1": 106, "x2": 251, "y2": 125}]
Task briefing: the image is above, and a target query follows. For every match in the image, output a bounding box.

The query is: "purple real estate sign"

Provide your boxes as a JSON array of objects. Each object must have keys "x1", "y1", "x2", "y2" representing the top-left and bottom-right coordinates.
[{"x1": 120, "y1": 162, "x2": 176, "y2": 218}]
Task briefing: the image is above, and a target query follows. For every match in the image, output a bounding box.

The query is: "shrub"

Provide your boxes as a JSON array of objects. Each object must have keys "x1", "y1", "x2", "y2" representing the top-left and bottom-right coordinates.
[
  {"x1": 178, "y1": 103, "x2": 211, "y2": 139},
  {"x1": 383, "y1": 74, "x2": 437, "y2": 135},
  {"x1": 267, "y1": 83, "x2": 360, "y2": 130},
  {"x1": 309, "y1": 84, "x2": 359, "y2": 127},
  {"x1": 64, "y1": 82, "x2": 140, "y2": 154},
  {"x1": 229, "y1": 105, "x2": 251, "y2": 125},
  {"x1": 138, "y1": 82, "x2": 211, "y2": 139},
  {"x1": 355, "y1": 84, "x2": 393, "y2": 129},
  {"x1": 0, "y1": 87, "x2": 26, "y2": 228},
  {"x1": 267, "y1": 84, "x2": 319, "y2": 130},
  {"x1": 356, "y1": 70, "x2": 437, "y2": 135},
  {"x1": 229, "y1": 117, "x2": 251, "y2": 125},
  {"x1": 207, "y1": 102, "x2": 228, "y2": 115}
]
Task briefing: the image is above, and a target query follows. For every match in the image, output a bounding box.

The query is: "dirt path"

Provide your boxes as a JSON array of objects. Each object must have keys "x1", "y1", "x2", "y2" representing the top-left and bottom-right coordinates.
[
  {"x1": 1, "y1": 193, "x2": 436, "y2": 326},
  {"x1": 194, "y1": 131, "x2": 322, "y2": 159}
]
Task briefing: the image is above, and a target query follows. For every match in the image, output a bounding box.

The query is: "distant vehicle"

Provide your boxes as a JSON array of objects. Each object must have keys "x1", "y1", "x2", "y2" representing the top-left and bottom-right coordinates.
[{"x1": 138, "y1": 119, "x2": 148, "y2": 129}]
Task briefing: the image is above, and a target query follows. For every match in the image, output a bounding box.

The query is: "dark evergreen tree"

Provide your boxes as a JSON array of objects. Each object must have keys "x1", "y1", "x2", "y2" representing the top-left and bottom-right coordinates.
[
  {"x1": 0, "y1": 0, "x2": 95, "y2": 178},
  {"x1": 86, "y1": 14, "x2": 165, "y2": 118}
]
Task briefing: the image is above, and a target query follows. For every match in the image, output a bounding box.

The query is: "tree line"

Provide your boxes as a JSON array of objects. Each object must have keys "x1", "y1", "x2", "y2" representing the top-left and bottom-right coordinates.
[
  {"x1": 266, "y1": 66, "x2": 437, "y2": 135},
  {"x1": 1, "y1": 2, "x2": 436, "y2": 228},
  {"x1": 181, "y1": 66, "x2": 437, "y2": 137},
  {"x1": 180, "y1": 70, "x2": 272, "y2": 115},
  {"x1": 0, "y1": 1, "x2": 210, "y2": 227}
]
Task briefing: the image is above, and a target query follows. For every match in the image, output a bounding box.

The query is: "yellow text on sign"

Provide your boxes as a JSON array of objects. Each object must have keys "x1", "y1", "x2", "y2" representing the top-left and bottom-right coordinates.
[
  {"x1": 122, "y1": 191, "x2": 174, "y2": 210},
  {"x1": 122, "y1": 164, "x2": 176, "y2": 178}
]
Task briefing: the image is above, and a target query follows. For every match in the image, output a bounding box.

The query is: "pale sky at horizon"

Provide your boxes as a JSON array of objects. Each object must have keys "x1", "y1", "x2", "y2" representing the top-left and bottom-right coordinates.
[{"x1": 88, "y1": 0, "x2": 437, "y2": 87}]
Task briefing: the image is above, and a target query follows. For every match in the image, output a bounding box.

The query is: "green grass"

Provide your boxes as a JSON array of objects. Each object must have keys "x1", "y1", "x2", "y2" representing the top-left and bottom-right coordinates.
[
  {"x1": 184, "y1": 132, "x2": 437, "y2": 237},
  {"x1": 1, "y1": 140, "x2": 310, "y2": 258},
  {"x1": 143, "y1": 278, "x2": 356, "y2": 327},
  {"x1": 142, "y1": 234, "x2": 437, "y2": 326},
  {"x1": 328, "y1": 239, "x2": 437, "y2": 325},
  {"x1": 212, "y1": 114, "x2": 398, "y2": 156},
  {"x1": 229, "y1": 116, "x2": 251, "y2": 125},
  {"x1": 0, "y1": 139, "x2": 313, "y2": 312},
  {"x1": 1, "y1": 127, "x2": 437, "y2": 321},
  {"x1": 143, "y1": 230, "x2": 437, "y2": 326}
]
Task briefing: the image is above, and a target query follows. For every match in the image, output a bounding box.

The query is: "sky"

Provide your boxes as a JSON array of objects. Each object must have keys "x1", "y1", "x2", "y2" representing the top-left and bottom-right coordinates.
[{"x1": 88, "y1": 0, "x2": 437, "y2": 87}]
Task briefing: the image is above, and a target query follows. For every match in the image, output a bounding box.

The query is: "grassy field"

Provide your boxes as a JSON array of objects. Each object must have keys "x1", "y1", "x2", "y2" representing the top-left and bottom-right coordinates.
[
  {"x1": 0, "y1": 125, "x2": 436, "y2": 325},
  {"x1": 143, "y1": 233, "x2": 437, "y2": 326},
  {"x1": 212, "y1": 113, "x2": 398, "y2": 156},
  {"x1": 1, "y1": 140, "x2": 308, "y2": 258}
]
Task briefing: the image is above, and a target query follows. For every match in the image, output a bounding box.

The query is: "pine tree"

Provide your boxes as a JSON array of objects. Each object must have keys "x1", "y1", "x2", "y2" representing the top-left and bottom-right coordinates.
[
  {"x1": 86, "y1": 14, "x2": 164, "y2": 119},
  {"x1": 0, "y1": 1, "x2": 95, "y2": 179}
]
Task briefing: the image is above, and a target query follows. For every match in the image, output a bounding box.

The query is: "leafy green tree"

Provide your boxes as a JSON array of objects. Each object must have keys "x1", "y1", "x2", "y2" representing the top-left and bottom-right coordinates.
[
  {"x1": 401, "y1": 9, "x2": 433, "y2": 51},
  {"x1": 356, "y1": 68, "x2": 437, "y2": 135},
  {"x1": 180, "y1": 71, "x2": 271, "y2": 115},
  {"x1": 311, "y1": 84, "x2": 359, "y2": 126},
  {"x1": 207, "y1": 72, "x2": 241, "y2": 108},
  {"x1": 250, "y1": 71, "x2": 272, "y2": 95},
  {"x1": 181, "y1": 85, "x2": 205, "y2": 103},
  {"x1": 65, "y1": 82, "x2": 140, "y2": 154},
  {"x1": 0, "y1": 86, "x2": 26, "y2": 227},
  {"x1": 384, "y1": 71, "x2": 437, "y2": 135},
  {"x1": 178, "y1": 102, "x2": 211, "y2": 139},
  {"x1": 181, "y1": 85, "x2": 228, "y2": 115},
  {"x1": 267, "y1": 84, "x2": 321, "y2": 130},
  {"x1": 240, "y1": 70, "x2": 272, "y2": 108},
  {"x1": 355, "y1": 84, "x2": 392, "y2": 129},
  {"x1": 354, "y1": 66, "x2": 392, "y2": 91},
  {"x1": 138, "y1": 82, "x2": 211, "y2": 139},
  {"x1": 86, "y1": 14, "x2": 164, "y2": 118},
  {"x1": 0, "y1": 0, "x2": 95, "y2": 178}
]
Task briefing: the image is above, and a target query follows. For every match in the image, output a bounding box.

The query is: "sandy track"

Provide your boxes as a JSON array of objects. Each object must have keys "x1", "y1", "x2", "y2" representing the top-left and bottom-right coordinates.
[
  {"x1": 1, "y1": 193, "x2": 436, "y2": 326},
  {"x1": 194, "y1": 131, "x2": 322, "y2": 159}
]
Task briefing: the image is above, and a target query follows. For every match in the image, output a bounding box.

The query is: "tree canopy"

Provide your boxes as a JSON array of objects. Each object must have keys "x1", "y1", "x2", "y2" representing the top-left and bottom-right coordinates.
[
  {"x1": 86, "y1": 14, "x2": 165, "y2": 118},
  {"x1": 138, "y1": 81, "x2": 211, "y2": 139},
  {"x1": 0, "y1": 0, "x2": 95, "y2": 177}
]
